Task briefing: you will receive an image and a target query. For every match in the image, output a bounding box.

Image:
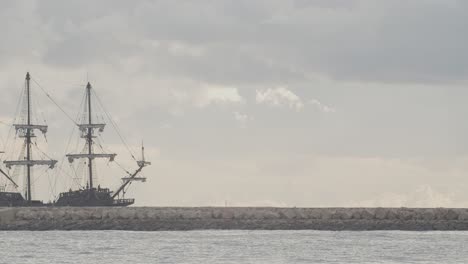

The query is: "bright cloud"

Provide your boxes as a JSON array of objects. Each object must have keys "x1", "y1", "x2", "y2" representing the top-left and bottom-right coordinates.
[
  {"x1": 255, "y1": 87, "x2": 304, "y2": 111},
  {"x1": 195, "y1": 84, "x2": 244, "y2": 108}
]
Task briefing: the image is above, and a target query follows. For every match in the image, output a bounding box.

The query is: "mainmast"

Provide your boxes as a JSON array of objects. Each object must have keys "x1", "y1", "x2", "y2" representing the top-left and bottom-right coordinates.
[
  {"x1": 87, "y1": 83, "x2": 94, "y2": 190},
  {"x1": 26, "y1": 72, "x2": 32, "y2": 200},
  {"x1": 66, "y1": 82, "x2": 116, "y2": 191},
  {"x1": 4, "y1": 72, "x2": 57, "y2": 202}
]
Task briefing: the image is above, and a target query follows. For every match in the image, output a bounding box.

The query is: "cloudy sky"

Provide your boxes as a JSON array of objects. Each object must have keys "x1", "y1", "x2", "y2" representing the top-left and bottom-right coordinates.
[{"x1": 1, "y1": 0, "x2": 468, "y2": 207}]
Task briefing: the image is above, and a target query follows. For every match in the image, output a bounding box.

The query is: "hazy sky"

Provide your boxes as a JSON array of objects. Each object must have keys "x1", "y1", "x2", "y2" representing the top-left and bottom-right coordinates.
[{"x1": 1, "y1": 0, "x2": 468, "y2": 207}]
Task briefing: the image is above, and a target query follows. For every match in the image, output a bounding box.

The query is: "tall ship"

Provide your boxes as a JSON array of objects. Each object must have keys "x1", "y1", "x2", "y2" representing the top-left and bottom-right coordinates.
[
  {"x1": 0, "y1": 72, "x2": 150, "y2": 207},
  {"x1": 0, "y1": 72, "x2": 57, "y2": 206},
  {"x1": 54, "y1": 81, "x2": 150, "y2": 206}
]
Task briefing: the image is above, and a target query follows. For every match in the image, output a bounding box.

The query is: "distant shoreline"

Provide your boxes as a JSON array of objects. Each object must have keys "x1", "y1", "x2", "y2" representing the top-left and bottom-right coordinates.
[{"x1": 1, "y1": 207, "x2": 468, "y2": 231}]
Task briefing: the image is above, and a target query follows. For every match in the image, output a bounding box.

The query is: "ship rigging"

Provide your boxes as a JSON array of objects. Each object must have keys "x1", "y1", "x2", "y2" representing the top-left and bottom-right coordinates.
[{"x1": 0, "y1": 72, "x2": 150, "y2": 207}]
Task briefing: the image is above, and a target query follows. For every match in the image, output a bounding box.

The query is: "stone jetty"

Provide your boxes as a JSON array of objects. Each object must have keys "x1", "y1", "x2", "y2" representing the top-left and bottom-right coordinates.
[{"x1": 2, "y1": 207, "x2": 468, "y2": 231}]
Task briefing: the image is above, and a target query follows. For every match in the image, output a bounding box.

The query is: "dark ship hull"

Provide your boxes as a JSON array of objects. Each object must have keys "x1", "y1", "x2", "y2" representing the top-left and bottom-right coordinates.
[
  {"x1": 0, "y1": 192, "x2": 44, "y2": 207},
  {"x1": 0, "y1": 190, "x2": 133, "y2": 207},
  {"x1": 54, "y1": 188, "x2": 134, "y2": 207}
]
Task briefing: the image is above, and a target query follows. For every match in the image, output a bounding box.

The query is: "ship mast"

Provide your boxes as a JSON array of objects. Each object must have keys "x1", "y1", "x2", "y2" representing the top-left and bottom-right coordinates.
[
  {"x1": 66, "y1": 82, "x2": 116, "y2": 191},
  {"x1": 112, "y1": 143, "x2": 150, "y2": 199},
  {"x1": 26, "y1": 72, "x2": 32, "y2": 200},
  {"x1": 87, "y1": 83, "x2": 94, "y2": 190},
  {"x1": 4, "y1": 72, "x2": 57, "y2": 202}
]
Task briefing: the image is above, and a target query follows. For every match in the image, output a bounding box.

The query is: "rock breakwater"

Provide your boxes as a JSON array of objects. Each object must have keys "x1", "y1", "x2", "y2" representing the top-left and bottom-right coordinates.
[{"x1": 2, "y1": 207, "x2": 468, "y2": 231}]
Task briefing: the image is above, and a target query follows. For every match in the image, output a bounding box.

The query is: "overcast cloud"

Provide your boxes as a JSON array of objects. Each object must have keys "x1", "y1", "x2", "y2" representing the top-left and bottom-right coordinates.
[{"x1": 1, "y1": 0, "x2": 468, "y2": 207}]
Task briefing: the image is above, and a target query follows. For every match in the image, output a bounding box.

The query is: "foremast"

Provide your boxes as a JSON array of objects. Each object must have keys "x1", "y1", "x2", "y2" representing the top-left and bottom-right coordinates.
[
  {"x1": 3, "y1": 72, "x2": 57, "y2": 202},
  {"x1": 66, "y1": 82, "x2": 116, "y2": 192},
  {"x1": 112, "y1": 144, "x2": 150, "y2": 199}
]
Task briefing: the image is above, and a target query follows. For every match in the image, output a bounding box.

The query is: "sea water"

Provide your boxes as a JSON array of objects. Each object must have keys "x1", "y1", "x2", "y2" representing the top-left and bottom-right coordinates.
[{"x1": 1, "y1": 230, "x2": 467, "y2": 263}]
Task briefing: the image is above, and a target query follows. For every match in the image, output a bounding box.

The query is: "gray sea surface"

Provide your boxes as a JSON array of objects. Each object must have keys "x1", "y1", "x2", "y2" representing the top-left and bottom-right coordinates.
[{"x1": 0, "y1": 230, "x2": 467, "y2": 263}]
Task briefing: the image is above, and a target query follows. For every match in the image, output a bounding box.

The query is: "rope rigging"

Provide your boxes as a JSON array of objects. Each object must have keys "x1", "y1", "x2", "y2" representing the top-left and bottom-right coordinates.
[
  {"x1": 1, "y1": 74, "x2": 149, "y2": 206},
  {"x1": 52, "y1": 92, "x2": 87, "y2": 192},
  {"x1": 92, "y1": 89, "x2": 137, "y2": 161},
  {"x1": 31, "y1": 78, "x2": 78, "y2": 126},
  {"x1": 0, "y1": 121, "x2": 8, "y2": 152},
  {"x1": 95, "y1": 137, "x2": 131, "y2": 176},
  {"x1": 2, "y1": 81, "x2": 25, "y2": 160}
]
